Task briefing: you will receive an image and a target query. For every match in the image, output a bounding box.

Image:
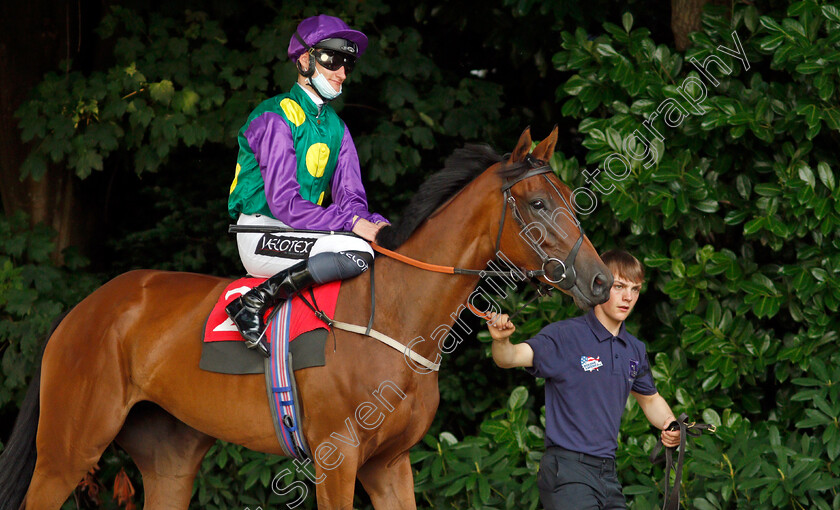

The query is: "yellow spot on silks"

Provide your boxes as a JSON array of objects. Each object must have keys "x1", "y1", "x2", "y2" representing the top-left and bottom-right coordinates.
[
  {"x1": 317, "y1": 191, "x2": 325, "y2": 205},
  {"x1": 229, "y1": 163, "x2": 241, "y2": 194},
  {"x1": 306, "y1": 143, "x2": 330, "y2": 178},
  {"x1": 280, "y1": 98, "x2": 306, "y2": 127}
]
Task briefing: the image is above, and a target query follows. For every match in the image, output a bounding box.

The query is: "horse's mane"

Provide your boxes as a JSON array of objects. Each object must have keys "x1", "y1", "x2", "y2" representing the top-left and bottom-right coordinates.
[{"x1": 376, "y1": 143, "x2": 534, "y2": 249}]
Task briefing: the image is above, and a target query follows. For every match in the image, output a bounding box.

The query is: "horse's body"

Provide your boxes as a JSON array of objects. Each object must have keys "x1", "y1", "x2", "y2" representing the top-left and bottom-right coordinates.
[{"x1": 0, "y1": 128, "x2": 612, "y2": 509}]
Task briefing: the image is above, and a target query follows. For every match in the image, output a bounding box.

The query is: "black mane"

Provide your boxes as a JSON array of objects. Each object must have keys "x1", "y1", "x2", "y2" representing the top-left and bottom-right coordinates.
[{"x1": 375, "y1": 143, "x2": 535, "y2": 249}]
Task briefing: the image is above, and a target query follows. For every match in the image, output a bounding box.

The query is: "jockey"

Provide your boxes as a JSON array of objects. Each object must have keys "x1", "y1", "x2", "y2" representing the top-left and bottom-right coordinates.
[{"x1": 226, "y1": 14, "x2": 388, "y2": 356}]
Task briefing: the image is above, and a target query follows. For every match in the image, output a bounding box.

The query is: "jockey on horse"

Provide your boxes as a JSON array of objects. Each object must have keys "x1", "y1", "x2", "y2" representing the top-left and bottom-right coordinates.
[{"x1": 226, "y1": 14, "x2": 389, "y2": 355}]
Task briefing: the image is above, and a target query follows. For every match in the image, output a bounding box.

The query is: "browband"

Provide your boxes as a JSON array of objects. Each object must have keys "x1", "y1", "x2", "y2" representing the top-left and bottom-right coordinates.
[{"x1": 501, "y1": 165, "x2": 553, "y2": 192}]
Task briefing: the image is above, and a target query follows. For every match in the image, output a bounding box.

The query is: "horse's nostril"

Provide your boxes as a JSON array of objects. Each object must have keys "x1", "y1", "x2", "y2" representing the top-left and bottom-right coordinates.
[{"x1": 592, "y1": 274, "x2": 609, "y2": 296}]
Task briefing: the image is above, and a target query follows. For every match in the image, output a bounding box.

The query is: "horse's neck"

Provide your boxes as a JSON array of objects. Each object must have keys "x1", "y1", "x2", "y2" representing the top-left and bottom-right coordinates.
[{"x1": 376, "y1": 172, "x2": 501, "y2": 364}]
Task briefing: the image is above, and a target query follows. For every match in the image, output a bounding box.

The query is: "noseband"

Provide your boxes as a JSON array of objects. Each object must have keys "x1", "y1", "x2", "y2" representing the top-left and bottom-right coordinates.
[{"x1": 493, "y1": 156, "x2": 585, "y2": 291}]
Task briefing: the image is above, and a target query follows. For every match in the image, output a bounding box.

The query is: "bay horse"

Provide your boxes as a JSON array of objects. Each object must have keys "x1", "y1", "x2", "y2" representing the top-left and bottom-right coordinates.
[{"x1": 0, "y1": 127, "x2": 612, "y2": 509}]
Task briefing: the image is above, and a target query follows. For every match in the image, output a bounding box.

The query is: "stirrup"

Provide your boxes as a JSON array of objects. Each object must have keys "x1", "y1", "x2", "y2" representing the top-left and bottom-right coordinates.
[{"x1": 244, "y1": 336, "x2": 270, "y2": 358}]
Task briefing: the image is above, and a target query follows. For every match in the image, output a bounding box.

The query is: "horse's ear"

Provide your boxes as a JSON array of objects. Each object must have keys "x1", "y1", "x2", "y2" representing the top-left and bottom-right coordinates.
[
  {"x1": 510, "y1": 127, "x2": 532, "y2": 163},
  {"x1": 531, "y1": 125, "x2": 559, "y2": 162}
]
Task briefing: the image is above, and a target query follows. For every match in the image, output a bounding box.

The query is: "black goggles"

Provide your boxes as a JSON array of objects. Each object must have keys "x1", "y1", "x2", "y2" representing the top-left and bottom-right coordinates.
[{"x1": 310, "y1": 48, "x2": 356, "y2": 73}]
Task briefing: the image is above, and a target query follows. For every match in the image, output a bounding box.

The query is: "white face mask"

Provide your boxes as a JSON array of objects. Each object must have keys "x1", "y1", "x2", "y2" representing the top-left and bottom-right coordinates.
[{"x1": 308, "y1": 69, "x2": 342, "y2": 100}]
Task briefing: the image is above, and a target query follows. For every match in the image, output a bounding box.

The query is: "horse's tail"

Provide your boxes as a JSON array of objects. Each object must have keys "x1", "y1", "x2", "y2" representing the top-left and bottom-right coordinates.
[{"x1": 0, "y1": 313, "x2": 65, "y2": 510}]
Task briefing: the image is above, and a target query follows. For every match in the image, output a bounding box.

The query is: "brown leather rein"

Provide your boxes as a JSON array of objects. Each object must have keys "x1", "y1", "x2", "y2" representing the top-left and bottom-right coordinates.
[{"x1": 369, "y1": 242, "x2": 544, "y2": 279}]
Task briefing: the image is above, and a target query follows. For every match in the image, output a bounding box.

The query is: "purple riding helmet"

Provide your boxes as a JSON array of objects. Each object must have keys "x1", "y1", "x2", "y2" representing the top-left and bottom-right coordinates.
[
  {"x1": 288, "y1": 14, "x2": 368, "y2": 61},
  {"x1": 288, "y1": 15, "x2": 368, "y2": 100}
]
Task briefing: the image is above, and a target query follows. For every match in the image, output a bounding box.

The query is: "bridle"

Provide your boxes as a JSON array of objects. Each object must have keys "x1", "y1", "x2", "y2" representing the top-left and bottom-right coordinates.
[{"x1": 493, "y1": 155, "x2": 585, "y2": 291}]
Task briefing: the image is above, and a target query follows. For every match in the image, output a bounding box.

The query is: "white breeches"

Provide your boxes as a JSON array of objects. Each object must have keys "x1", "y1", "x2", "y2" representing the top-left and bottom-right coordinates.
[{"x1": 235, "y1": 213, "x2": 374, "y2": 278}]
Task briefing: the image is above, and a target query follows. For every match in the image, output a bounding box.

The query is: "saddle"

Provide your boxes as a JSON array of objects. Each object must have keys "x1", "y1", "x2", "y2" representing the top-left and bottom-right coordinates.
[{"x1": 200, "y1": 278, "x2": 341, "y2": 374}]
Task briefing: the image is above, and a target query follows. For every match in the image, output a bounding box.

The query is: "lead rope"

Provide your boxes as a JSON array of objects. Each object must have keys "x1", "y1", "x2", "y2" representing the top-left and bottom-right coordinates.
[
  {"x1": 649, "y1": 413, "x2": 717, "y2": 509},
  {"x1": 508, "y1": 281, "x2": 553, "y2": 321}
]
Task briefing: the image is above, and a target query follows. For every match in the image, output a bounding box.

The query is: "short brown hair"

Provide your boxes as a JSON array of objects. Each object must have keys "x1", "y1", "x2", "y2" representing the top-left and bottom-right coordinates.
[{"x1": 600, "y1": 249, "x2": 644, "y2": 283}]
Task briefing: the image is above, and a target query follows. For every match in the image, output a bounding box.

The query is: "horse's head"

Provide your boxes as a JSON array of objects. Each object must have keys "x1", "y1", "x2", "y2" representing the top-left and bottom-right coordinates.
[{"x1": 494, "y1": 127, "x2": 613, "y2": 308}]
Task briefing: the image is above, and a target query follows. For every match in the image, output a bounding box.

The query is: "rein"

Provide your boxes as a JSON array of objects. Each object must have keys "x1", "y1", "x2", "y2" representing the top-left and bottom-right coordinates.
[
  {"x1": 649, "y1": 413, "x2": 716, "y2": 509},
  {"x1": 369, "y1": 243, "x2": 545, "y2": 279}
]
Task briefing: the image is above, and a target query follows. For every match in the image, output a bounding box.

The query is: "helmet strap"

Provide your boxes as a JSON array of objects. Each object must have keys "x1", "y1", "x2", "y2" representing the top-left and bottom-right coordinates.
[
  {"x1": 296, "y1": 53, "x2": 315, "y2": 78},
  {"x1": 294, "y1": 32, "x2": 316, "y2": 78}
]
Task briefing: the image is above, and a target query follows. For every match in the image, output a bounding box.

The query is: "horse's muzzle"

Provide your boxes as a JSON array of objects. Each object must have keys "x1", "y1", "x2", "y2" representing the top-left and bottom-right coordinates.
[
  {"x1": 560, "y1": 266, "x2": 612, "y2": 307},
  {"x1": 590, "y1": 272, "x2": 612, "y2": 304}
]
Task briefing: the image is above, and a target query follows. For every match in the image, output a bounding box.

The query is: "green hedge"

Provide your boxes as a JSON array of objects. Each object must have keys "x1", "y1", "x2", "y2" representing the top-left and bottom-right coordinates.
[{"x1": 408, "y1": 3, "x2": 840, "y2": 509}]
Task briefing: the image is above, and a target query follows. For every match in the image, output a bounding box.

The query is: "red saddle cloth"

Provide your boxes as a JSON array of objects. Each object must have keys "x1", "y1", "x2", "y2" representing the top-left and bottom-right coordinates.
[{"x1": 204, "y1": 278, "x2": 341, "y2": 343}]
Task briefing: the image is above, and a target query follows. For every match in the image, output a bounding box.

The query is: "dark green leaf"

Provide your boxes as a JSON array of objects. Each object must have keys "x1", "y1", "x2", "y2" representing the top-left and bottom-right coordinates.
[
  {"x1": 759, "y1": 16, "x2": 784, "y2": 32},
  {"x1": 622, "y1": 12, "x2": 633, "y2": 32},
  {"x1": 822, "y1": 5, "x2": 840, "y2": 23},
  {"x1": 817, "y1": 162, "x2": 835, "y2": 190},
  {"x1": 798, "y1": 164, "x2": 816, "y2": 188},
  {"x1": 149, "y1": 79, "x2": 175, "y2": 105},
  {"x1": 743, "y1": 217, "x2": 765, "y2": 234},
  {"x1": 508, "y1": 386, "x2": 528, "y2": 410}
]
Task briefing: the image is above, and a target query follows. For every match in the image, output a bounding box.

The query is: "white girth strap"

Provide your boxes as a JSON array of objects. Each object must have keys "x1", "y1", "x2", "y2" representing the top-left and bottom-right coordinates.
[{"x1": 329, "y1": 320, "x2": 441, "y2": 372}]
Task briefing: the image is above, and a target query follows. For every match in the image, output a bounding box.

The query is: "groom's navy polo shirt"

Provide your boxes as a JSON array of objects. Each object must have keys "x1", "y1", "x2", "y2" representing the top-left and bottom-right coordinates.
[{"x1": 525, "y1": 309, "x2": 656, "y2": 459}]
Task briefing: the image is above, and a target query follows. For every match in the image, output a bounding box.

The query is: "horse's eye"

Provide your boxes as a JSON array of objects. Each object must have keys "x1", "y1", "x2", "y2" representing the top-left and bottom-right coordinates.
[{"x1": 530, "y1": 199, "x2": 545, "y2": 210}]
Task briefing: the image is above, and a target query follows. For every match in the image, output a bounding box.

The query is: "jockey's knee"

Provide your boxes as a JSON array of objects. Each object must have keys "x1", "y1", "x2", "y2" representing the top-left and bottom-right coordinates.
[
  {"x1": 308, "y1": 250, "x2": 372, "y2": 284},
  {"x1": 307, "y1": 235, "x2": 375, "y2": 284}
]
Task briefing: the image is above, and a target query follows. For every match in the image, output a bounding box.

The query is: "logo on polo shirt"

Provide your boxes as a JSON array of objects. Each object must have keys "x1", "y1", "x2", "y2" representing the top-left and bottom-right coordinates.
[
  {"x1": 580, "y1": 355, "x2": 603, "y2": 372},
  {"x1": 629, "y1": 359, "x2": 639, "y2": 378}
]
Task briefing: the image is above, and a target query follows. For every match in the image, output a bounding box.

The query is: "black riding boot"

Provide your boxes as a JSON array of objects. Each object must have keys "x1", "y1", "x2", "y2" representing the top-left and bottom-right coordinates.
[{"x1": 225, "y1": 261, "x2": 316, "y2": 356}]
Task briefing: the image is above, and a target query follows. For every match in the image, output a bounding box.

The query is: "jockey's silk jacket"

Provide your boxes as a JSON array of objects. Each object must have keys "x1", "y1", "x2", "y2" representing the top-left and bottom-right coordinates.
[{"x1": 228, "y1": 83, "x2": 387, "y2": 230}]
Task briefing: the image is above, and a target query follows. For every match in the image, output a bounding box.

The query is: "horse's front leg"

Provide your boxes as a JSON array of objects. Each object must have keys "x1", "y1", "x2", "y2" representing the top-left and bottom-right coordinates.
[
  {"x1": 310, "y1": 460, "x2": 358, "y2": 509},
  {"x1": 357, "y1": 451, "x2": 416, "y2": 510}
]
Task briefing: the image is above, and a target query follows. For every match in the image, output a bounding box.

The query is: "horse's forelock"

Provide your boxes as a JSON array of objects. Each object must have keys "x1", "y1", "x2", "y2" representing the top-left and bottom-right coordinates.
[{"x1": 497, "y1": 154, "x2": 546, "y2": 180}]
